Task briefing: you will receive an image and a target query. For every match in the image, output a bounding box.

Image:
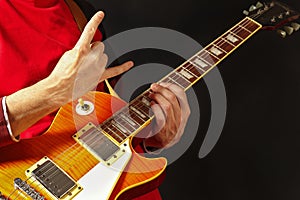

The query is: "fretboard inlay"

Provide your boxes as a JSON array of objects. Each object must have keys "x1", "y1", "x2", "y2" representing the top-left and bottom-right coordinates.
[{"x1": 95, "y1": 17, "x2": 262, "y2": 144}]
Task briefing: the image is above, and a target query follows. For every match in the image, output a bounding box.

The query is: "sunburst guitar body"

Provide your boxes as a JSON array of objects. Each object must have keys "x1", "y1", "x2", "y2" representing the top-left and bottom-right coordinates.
[
  {"x1": 0, "y1": 92, "x2": 167, "y2": 200},
  {"x1": 1, "y1": 1, "x2": 300, "y2": 199}
]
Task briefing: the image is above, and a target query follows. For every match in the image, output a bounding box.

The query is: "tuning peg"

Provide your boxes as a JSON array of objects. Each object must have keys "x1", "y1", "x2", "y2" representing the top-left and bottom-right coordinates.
[
  {"x1": 291, "y1": 22, "x2": 300, "y2": 31},
  {"x1": 249, "y1": 5, "x2": 257, "y2": 12},
  {"x1": 256, "y1": 2, "x2": 264, "y2": 9},
  {"x1": 283, "y1": 26, "x2": 294, "y2": 35},
  {"x1": 277, "y1": 29, "x2": 287, "y2": 38},
  {"x1": 243, "y1": 10, "x2": 249, "y2": 15}
]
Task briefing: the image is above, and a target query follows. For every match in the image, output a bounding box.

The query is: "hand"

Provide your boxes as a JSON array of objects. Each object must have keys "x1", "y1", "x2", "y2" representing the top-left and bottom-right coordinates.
[
  {"x1": 144, "y1": 82, "x2": 191, "y2": 149},
  {"x1": 5, "y1": 11, "x2": 133, "y2": 137},
  {"x1": 46, "y1": 11, "x2": 133, "y2": 105}
]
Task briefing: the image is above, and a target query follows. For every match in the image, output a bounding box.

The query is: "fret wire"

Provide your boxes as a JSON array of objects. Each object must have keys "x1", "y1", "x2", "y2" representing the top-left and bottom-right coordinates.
[
  {"x1": 114, "y1": 116, "x2": 133, "y2": 132},
  {"x1": 184, "y1": 62, "x2": 204, "y2": 77},
  {"x1": 228, "y1": 31, "x2": 244, "y2": 41},
  {"x1": 182, "y1": 61, "x2": 201, "y2": 79},
  {"x1": 102, "y1": 123, "x2": 125, "y2": 141},
  {"x1": 167, "y1": 76, "x2": 184, "y2": 89},
  {"x1": 238, "y1": 24, "x2": 252, "y2": 33},
  {"x1": 172, "y1": 74, "x2": 191, "y2": 89},
  {"x1": 130, "y1": 101, "x2": 151, "y2": 119},
  {"x1": 189, "y1": 18, "x2": 254, "y2": 79},
  {"x1": 111, "y1": 118, "x2": 130, "y2": 136},
  {"x1": 203, "y1": 49, "x2": 221, "y2": 60},
  {"x1": 110, "y1": 119, "x2": 130, "y2": 137},
  {"x1": 174, "y1": 70, "x2": 193, "y2": 84},
  {"x1": 221, "y1": 37, "x2": 236, "y2": 47},
  {"x1": 126, "y1": 106, "x2": 147, "y2": 124},
  {"x1": 195, "y1": 55, "x2": 213, "y2": 67},
  {"x1": 175, "y1": 71, "x2": 191, "y2": 87},
  {"x1": 156, "y1": 19, "x2": 256, "y2": 91},
  {"x1": 119, "y1": 112, "x2": 140, "y2": 129},
  {"x1": 230, "y1": 19, "x2": 253, "y2": 39},
  {"x1": 212, "y1": 43, "x2": 228, "y2": 54},
  {"x1": 115, "y1": 114, "x2": 136, "y2": 133},
  {"x1": 171, "y1": 74, "x2": 189, "y2": 88},
  {"x1": 161, "y1": 71, "x2": 191, "y2": 89},
  {"x1": 101, "y1": 18, "x2": 259, "y2": 144},
  {"x1": 7, "y1": 20, "x2": 261, "y2": 189},
  {"x1": 111, "y1": 123, "x2": 129, "y2": 137},
  {"x1": 107, "y1": 124, "x2": 126, "y2": 141},
  {"x1": 191, "y1": 57, "x2": 210, "y2": 71},
  {"x1": 137, "y1": 100, "x2": 153, "y2": 117},
  {"x1": 178, "y1": 63, "x2": 199, "y2": 84}
]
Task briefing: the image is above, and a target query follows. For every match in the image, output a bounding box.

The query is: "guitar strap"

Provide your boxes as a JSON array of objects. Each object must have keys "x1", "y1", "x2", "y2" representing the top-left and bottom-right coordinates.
[
  {"x1": 64, "y1": 0, "x2": 87, "y2": 32},
  {"x1": 64, "y1": 0, "x2": 121, "y2": 99}
]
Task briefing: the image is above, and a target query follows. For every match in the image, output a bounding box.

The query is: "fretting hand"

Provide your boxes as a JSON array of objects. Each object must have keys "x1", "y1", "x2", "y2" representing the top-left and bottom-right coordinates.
[{"x1": 144, "y1": 82, "x2": 190, "y2": 149}]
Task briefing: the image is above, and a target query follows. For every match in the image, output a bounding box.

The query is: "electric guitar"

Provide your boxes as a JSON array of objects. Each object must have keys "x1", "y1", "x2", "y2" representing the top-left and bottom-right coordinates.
[{"x1": 0, "y1": 1, "x2": 299, "y2": 199}]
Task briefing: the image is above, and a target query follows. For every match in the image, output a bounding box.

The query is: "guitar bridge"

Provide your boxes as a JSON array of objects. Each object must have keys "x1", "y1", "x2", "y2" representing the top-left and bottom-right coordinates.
[
  {"x1": 14, "y1": 178, "x2": 45, "y2": 200},
  {"x1": 26, "y1": 157, "x2": 82, "y2": 200}
]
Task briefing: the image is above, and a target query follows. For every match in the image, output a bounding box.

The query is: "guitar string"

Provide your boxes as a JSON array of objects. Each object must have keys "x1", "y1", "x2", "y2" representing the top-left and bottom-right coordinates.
[
  {"x1": 36, "y1": 16, "x2": 251, "y2": 167},
  {"x1": 97, "y1": 17, "x2": 259, "y2": 142},
  {"x1": 7, "y1": 16, "x2": 262, "y2": 200}
]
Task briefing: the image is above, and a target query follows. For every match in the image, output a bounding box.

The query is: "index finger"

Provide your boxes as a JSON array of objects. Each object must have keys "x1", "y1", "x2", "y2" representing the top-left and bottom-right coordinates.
[{"x1": 75, "y1": 11, "x2": 104, "y2": 49}]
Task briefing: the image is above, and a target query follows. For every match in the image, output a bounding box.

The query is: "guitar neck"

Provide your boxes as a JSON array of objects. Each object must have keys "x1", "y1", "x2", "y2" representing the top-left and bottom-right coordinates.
[
  {"x1": 97, "y1": 17, "x2": 262, "y2": 145},
  {"x1": 160, "y1": 16, "x2": 262, "y2": 91}
]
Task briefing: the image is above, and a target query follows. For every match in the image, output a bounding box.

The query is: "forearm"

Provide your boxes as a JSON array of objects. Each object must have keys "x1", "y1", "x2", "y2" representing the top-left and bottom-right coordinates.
[{"x1": 5, "y1": 77, "x2": 66, "y2": 137}]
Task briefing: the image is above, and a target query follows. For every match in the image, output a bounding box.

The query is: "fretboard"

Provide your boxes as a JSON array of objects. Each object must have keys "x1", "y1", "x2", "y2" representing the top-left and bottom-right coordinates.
[{"x1": 98, "y1": 17, "x2": 262, "y2": 145}]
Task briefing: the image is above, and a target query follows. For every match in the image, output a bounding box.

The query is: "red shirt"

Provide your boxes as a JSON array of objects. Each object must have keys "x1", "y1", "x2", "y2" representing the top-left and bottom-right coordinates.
[
  {"x1": 0, "y1": 0, "x2": 102, "y2": 138},
  {"x1": 0, "y1": 0, "x2": 161, "y2": 199}
]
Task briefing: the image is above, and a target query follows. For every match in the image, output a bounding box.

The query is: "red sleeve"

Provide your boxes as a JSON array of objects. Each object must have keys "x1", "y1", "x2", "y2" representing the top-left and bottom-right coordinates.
[{"x1": 0, "y1": 97, "x2": 15, "y2": 148}]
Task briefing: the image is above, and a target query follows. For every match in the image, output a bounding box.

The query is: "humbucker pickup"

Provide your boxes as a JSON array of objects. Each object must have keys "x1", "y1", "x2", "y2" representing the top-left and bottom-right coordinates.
[
  {"x1": 26, "y1": 157, "x2": 82, "y2": 200},
  {"x1": 73, "y1": 123, "x2": 126, "y2": 166}
]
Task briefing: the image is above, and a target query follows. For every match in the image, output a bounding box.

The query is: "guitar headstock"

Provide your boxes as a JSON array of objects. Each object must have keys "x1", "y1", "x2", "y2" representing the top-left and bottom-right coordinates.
[{"x1": 243, "y1": 1, "x2": 300, "y2": 37}]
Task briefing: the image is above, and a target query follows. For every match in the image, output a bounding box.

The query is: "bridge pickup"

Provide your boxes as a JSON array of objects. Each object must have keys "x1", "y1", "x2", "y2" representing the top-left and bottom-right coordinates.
[
  {"x1": 26, "y1": 157, "x2": 82, "y2": 200},
  {"x1": 73, "y1": 122, "x2": 126, "y2": 166}
]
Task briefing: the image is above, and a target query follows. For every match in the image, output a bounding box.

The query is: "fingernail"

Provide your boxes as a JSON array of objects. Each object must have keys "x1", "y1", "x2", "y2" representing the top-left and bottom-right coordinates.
[
  {"x1": 128, "y1": 61, "x2": 134, "y2": 67},
  {"x1": 97, "y1": 11, "x2": 104, "y2": 18}
]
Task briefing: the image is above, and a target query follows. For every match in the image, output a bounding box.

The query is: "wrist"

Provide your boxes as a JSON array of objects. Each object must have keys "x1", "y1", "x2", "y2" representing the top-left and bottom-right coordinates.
[{"x1": 41, "y1": 77, "x2": 71, "y2": 107}]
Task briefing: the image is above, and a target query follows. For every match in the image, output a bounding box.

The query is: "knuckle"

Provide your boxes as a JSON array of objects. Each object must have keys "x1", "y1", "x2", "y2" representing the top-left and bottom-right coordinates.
[
  {"x1": 100, "y1": 42, "x2": 105, "y2": 50},
  {"x1": 169, "y1": 93, "x2": 177, "y2": 102},
  {"x1": 186, "y1": 108, "x2": 191, "y2": 117},
  {"x1": 78, "y1": 46, "x2": 89, "y2": 55},
  {"x1": 164, "y1": 102, "x2": 172, "y2": 112},
  {"x1": 102, "y1": 53, "x2": 108, "y2": 64}
]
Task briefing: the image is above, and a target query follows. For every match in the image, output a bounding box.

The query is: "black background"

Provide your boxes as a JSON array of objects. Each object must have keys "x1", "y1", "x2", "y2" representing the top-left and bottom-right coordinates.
[{"x1": 89, "y1": 0, "x2": 300, "y2": 199}]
